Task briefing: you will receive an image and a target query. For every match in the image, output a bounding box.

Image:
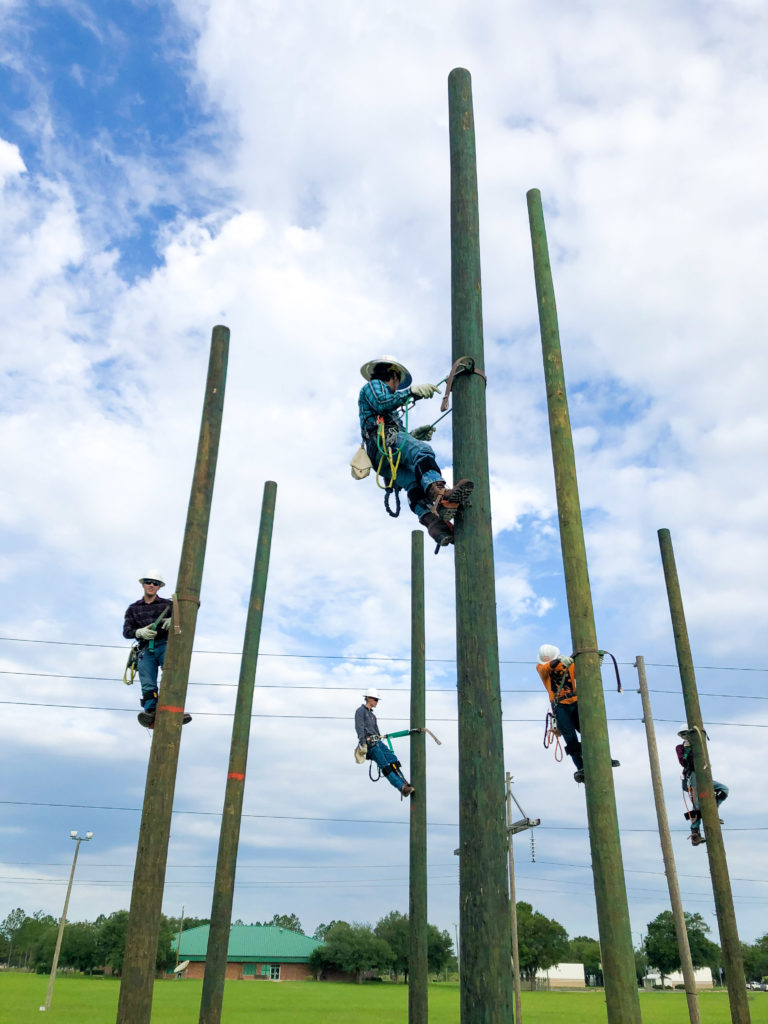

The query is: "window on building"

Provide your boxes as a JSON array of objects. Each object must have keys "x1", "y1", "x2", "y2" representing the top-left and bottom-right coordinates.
[{"x1": 270, "y1": 964, "x2": 281, "y2": 981}]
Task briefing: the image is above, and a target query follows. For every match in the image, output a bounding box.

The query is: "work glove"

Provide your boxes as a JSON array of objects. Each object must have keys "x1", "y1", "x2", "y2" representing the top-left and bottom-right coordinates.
[
  {"x1": 559, "y1": 655, "x2": 573, "y2": 668},
  {"x1": 136, "y1": 626, "x2": 158, "y2": 641},
  {"x1": 410, "y1": 424, "x2": 436, "y2": 441},
  {"x1": 160, "y1": 617, "x2": 171, "y2": 630},
  {"x1": 409, "y1": 383, "x2": 441, "y2": 399}
]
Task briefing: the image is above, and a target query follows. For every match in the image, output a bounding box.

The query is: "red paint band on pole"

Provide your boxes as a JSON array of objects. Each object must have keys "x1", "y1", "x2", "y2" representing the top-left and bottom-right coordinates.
[
  {"x1": 227, "y1": 773, "x2": 245, "y2": 781},
  {"x1": 158, "y1": 706, "x2": 185, "y2": 714}
]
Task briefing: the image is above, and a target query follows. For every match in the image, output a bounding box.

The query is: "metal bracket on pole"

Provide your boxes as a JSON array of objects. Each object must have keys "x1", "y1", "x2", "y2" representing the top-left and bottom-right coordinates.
[{"x1": 507, "y1": 817, "x2": 541, "y2": 837}]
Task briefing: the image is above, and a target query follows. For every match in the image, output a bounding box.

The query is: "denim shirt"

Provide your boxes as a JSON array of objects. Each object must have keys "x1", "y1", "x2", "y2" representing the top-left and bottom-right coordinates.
[
  {"x1": 358, "y1": 379, "x2": 410, "y2": 439},
  {"x1": 355, "y1": 704, "x2": 380, "y2": 743}
]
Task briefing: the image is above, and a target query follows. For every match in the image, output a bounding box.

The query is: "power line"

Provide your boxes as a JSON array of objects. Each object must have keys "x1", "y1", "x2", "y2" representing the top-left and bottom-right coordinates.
[
  {"x1": 1, "y1": 668, "x2": 766, "y2": 702},
  {"x1": 0, "y1": 634, "x2": 765, "y2": 673},
  {"x1": 0, "y1": 699, "x2": 765, "y2": 729},
  {"x1": 2, "y1": 800, "x2": 766, "y2": 832}
]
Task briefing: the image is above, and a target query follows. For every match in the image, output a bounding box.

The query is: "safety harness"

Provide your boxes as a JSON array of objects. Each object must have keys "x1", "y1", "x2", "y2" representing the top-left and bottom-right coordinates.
[
  {"x1": 542, "y1": 649, "x2": 622, "y2": 762},
  {"x1": 122, "y1": 602, "x2": 174, "y2": 686}
]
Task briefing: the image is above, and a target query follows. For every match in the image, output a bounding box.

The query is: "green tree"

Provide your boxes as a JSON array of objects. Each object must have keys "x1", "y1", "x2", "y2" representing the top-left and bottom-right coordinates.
[
  {"x1": 2, "y1": 908, "x2": 27, "y2": 966},
  {"x1": 309, "y1": 921, "x2": 393, "y2": 983},
  {"x1": 567, "y1": 935, "x2": 602, "y2": 983},
  {"x1": 644, "y1": 911, "x2": 718, "y2": 985},
  {"x1": 266, "y1": 912, "x2": 303, "y2": 933},
  {"x1": 516, "y1": 902, "x2": 569, "y2": 988},
  {"x1": 60, "y1": 921, "x2": 100, "y2": 973},
  {"x1": 427, "y1": 925, "x2": 454, "y2": 977},
  {"x1": 314, "y1": 920, "x2": 343, "y2": 941},
  {"x1": 12, "y1": 911, "x2": 57, "y2": 971},
  {"x1": 375, "y1": 911, "x2": 409, "y2": 981},
  {"x1": 746, "y1": 933, "x2": 768, "y2": 982},
  {"x1": 156, "y1": 914, "x2": 176, "y2": 971},
  {"x1": 96, "y1": 911, "x2": 130, "y2": 974}
]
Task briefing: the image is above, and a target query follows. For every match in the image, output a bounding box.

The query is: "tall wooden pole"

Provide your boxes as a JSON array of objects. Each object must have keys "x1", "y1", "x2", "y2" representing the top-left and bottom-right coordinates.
[
  {"x1": 409, "y1": 530, "x2": 428, "y2": 1024},
  {"x1": 657, "y1": 529, "x2": 750, "y2": 1023},
  {"x1": 505, "y1": 774, "x2": 523, "y2": 1024},
  {"x1": 526, "y1": 190, "x2": 641, "y2": 1023},
  {"x1": 448, "y1": 67, "x2": 514, "y2": 1024},
  {"x1": 635, "y1": 656, "x2": 700, "y2": 1024},
  {"x1": 116, "y1": 325, "x2": 229, "y2": 1024},
  {"x1": 199, "y1": 481, "x2": 277, "y2": 1024}
]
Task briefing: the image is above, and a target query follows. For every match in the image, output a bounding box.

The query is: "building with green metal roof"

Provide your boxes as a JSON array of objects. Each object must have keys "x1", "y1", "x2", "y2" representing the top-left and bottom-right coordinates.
[{"x1": 175, "y1": 924, "x2": 323, "y2": 982}]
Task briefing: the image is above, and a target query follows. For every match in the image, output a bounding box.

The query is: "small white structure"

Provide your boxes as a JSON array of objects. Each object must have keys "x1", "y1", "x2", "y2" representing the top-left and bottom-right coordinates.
[
  {"x1": 535, "y1": 963, "x2": 586, "y2": 988},
  {"x1": 646, "y1": 967, "x2": 714, "y2": 989}
]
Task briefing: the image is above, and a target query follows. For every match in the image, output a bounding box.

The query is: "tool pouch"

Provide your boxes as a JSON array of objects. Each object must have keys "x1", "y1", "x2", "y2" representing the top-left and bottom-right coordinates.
[{"x1": 350, "y1": 444, "x2": 373, "y2": 480}]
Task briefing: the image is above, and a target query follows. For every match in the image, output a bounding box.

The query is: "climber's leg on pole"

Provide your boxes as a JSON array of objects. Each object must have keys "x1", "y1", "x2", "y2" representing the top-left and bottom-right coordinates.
[
  {"x1": 367, "y1": 740, "x2": 413, "y2": 795},
  {"x1": 554, "y1": 703, "x2": 583, "y2": 775}
]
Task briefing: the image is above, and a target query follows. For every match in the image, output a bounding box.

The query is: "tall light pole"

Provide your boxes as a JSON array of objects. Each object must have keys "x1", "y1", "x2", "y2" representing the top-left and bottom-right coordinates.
[{"x1": 41, "y1": 830, "x2": 93, "y2": 1013}]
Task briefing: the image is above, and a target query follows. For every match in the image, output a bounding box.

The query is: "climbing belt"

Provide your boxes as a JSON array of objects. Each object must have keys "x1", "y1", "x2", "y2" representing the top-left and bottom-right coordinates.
[
  {"x1": 543, "y1": 711, "x2": 563, "y2": 762},
  {"x1": 375, "y1": 413, "x2": 407, "y2": 517},
  {"x1": 383, "y1": 727, "x2": 442, "y2": 750},
  {"x1": 439, "y1": 356, "x2": 487, "y2": 413}
]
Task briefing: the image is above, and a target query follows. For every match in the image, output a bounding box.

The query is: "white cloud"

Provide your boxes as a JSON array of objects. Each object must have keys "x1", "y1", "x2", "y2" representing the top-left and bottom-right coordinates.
[{"x1": 0, "y1": 0, "x2": 765, "y2": 948}]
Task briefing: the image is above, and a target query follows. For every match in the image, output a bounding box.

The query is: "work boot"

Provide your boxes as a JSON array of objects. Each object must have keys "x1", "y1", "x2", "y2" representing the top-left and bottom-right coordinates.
[
  {"x1": 401, "y1": 783, "x2": 415, "y2": 797},
  {"x1": 183, "y1": 713, "x2": 192, "y2": 725},
  {"x1": 611, "y1": 759, "x2": 621, "y2": 767},
  {"x1": 138, "y1": 710, "x2": 156, "y2": 729},
  {"x1": 426, "y1": 479, "x2": 474, "y2": 522},
  {"x1": 419, "y1": 511, "x2": 454, "y2": 547},
  {"x1": 573, "y1": 770, "x2": 585, "y2": 784},
  {"x1": 690, "y1": 832, "x2": 706, "y2": 846}
]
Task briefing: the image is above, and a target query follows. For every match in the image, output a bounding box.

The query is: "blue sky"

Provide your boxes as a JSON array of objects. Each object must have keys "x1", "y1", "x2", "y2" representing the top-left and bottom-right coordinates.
[{"x1": 0, "y1": 0, "x2": 766, "y2": 959}]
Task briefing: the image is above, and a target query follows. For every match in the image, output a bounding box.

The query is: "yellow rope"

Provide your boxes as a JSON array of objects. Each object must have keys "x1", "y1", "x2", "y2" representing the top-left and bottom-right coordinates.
[{"x1": 374, "y1": 421, "x2": 402, "y2": 489}]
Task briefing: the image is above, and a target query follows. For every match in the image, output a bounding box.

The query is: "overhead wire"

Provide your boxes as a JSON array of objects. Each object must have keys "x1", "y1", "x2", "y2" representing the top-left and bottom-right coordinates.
[
  {"x1": 1, "y1": 800, "x2": 766, "y2": 832},
  {"x1": 0, "y1": 699, "x2": 765, "y2": 728},
  {"x1": 0, "y1": 633, "x2": 765, "y2": 672},
  {"x1": 0, "y1": 667, "x2": 766, "y2": 702}
]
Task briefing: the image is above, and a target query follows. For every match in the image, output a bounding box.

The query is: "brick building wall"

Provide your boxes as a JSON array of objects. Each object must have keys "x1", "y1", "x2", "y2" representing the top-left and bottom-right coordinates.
[{"x1": 182, "y1": 960, "x2": 311, "y2": 981}]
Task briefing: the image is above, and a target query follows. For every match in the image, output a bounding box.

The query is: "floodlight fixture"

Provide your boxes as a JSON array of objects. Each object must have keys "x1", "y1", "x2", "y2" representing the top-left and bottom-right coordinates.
[{"x1": 69, "y1": 831, "x2": 78, "y2": 839}]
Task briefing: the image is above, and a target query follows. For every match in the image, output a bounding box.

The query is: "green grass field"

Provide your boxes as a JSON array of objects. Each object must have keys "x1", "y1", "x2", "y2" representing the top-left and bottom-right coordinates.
[{"x1": 1, "y1": 972, "x2": 766, "y2": 1024}]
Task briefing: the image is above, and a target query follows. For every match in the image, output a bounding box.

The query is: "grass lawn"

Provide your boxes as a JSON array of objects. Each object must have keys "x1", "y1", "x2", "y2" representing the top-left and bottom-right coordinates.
[{"x1": 1, "y1": 972, "x2": 766, "y2": 1024}]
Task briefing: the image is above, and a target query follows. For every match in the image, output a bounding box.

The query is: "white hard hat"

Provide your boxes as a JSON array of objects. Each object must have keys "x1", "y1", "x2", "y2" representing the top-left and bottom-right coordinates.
[
  {"x1": 538, "y1": 644, "x2": 560, "y2": 664},
  {"x1": 363, "y1": 687, "x2": 381, "y2": 700},
  {"x1": 360, "y1": 355, "x2": 413, "y2": 391},
  {"x1": 139, "y1": 573, "x2": 166, "y2": 587}
]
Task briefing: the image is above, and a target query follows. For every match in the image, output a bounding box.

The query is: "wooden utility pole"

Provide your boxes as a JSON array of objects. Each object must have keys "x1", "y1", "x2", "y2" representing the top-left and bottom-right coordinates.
[
  {"x1": 409, "y1": 530, "x2": 428, "y2": 1024},
  {"x1": 657, "y1": 529, "x2": 750, "y2": 1023},
  {"x1": 635, "y1": 655, "x2": 700, "y2": 1024},
  {"x1": 199, "y1": 481, "x2": 277, "y2": 1024},
  {"x1": 505, "y1": 774, "x2": 540, "y2": 1024},
  {"x1": 448, "y1": 67, "x2": 514, "y2": 1024},
  {"x1": 526, "y1": 190, "x2": 641, "y2": 1023},
  {"x1": 116, "y1": 325, "x2": 229, "y2": 1024}
]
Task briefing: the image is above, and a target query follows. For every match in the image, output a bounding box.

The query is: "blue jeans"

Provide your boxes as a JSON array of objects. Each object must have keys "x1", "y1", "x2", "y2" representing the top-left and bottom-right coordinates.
[
  {"x1": 554, "y1": 702, "x2": 583, "y2": 771},
  {"x1": 367, "y1": 431, "x2": 442, "y2": 519},
  {"x1": 368, "y1": 740, "x2": 405, "y2": 791},
  {"x1": 687, "y1": 773, "x2": 728, "y2": 833},
  {"x1": 137, "y1": 641, "x2": 166, "y2": 712}
]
